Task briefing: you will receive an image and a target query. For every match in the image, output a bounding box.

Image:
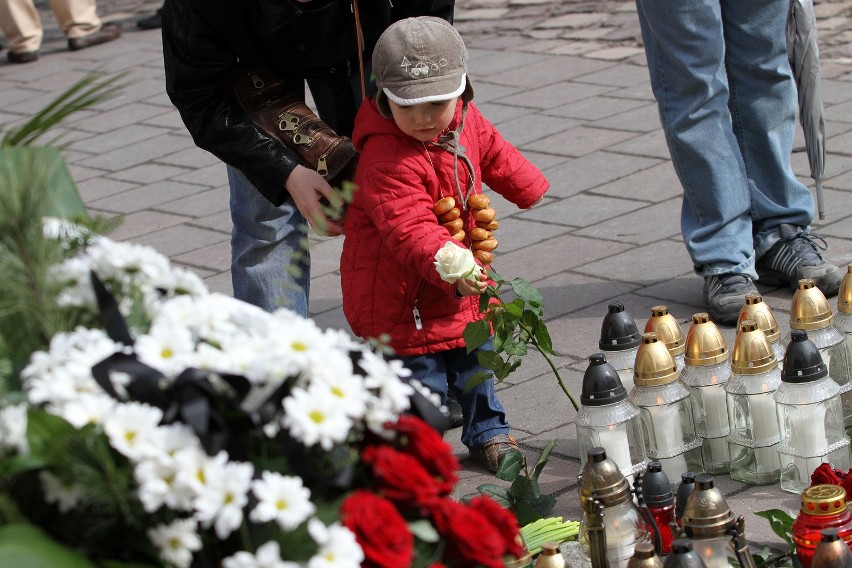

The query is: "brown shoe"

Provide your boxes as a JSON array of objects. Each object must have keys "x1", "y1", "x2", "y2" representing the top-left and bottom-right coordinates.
[
  {"x1": 469, "y1": 434, "x2": 523, "y2": 473},
  {"x1": 68, "y1": 24, "x2": 122, "y2": 51}
]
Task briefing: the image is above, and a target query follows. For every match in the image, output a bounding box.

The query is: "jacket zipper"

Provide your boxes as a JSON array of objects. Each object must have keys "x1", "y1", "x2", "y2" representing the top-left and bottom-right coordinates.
[{"x1": 411, "y1": 281, "x2": 425, "y2": 331}]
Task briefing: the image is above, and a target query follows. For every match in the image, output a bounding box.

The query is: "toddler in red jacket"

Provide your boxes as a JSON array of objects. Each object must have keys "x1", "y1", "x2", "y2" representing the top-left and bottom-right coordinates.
[{"x1": 340, "y1": 16, "x2": 549, "y2": 472}]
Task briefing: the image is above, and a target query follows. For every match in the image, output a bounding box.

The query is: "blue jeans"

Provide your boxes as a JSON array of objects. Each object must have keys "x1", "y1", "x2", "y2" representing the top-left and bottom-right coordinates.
[
  {"x1": 635, "y1": 0, "x2": 815, "y2": 278},
  {"x1": 228, "y1": 166, "x2": 310, "y2": 316},
  {"x1": 399, "y1": 338, "x2": 510, "y2": 449}
]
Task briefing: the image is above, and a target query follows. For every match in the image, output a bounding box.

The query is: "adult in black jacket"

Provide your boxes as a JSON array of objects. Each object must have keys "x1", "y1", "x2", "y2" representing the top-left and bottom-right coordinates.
[{"x1": 162, "y1": 0, "x2": 454, "y2": 316}]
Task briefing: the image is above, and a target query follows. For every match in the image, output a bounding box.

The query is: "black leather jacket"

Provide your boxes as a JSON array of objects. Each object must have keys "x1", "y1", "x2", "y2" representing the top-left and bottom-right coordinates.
[{"x1": 162, "y1": 0, "x2": 454, "y2": 206}]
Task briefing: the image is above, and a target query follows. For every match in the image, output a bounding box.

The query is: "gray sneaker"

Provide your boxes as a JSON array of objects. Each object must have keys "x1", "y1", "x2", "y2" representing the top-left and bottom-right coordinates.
[
  {"x1": 703, "y1": 274, "x2": 758, "y2": 325},
  {"x1": 756, "y1": 224, "x2": 844, "y2": 296}
]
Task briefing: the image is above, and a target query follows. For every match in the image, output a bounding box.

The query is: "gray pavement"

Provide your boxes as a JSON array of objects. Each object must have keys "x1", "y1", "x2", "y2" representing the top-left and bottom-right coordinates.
[{"x1": 3, "y1": 0, "x2": 852, "y2": 553}]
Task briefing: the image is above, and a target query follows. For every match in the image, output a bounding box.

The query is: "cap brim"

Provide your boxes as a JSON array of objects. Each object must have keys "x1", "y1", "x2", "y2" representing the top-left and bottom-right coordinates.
[{"x1": 376, "y1": 75, "x2": 474, "y2": 119}]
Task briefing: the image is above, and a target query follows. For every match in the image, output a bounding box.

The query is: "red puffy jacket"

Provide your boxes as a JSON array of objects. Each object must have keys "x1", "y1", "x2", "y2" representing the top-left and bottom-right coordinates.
[{"x1": 341, "y1": 98, "x2": 548, "y2": 356}]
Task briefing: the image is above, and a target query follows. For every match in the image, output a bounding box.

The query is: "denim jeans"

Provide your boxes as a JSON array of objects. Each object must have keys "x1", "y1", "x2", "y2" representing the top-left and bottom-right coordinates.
[
  {"x1": 399, "y1": 338, "x2": 510, "y2": 449},
  {"x1": 635, "y1": 0, "x2": 814, "y2": 278},
  {"x1": 228, "y1": 166, "x2": 310, "y2": 316}
]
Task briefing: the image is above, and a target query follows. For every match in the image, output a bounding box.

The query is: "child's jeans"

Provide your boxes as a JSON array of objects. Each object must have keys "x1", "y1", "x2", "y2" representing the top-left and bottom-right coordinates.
[{"x1": 399, "y1": 338, "x2": 510, "y2": 449}]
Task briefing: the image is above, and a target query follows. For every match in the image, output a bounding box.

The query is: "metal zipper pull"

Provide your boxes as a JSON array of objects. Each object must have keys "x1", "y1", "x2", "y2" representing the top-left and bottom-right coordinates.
[{"x1": 413, "y1": 301, "x2": 423, "y2": 330}]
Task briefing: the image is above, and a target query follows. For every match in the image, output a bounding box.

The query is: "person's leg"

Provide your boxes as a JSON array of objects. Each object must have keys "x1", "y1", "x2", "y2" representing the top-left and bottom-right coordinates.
[
  {"x1": 228, "y1": 166, "x2": 310, "y2": 316},
  {"x1": 635, "y1": 0, "x2": 755, "y2": 279},
  {"x1": 48, "y1": 0, "x2": 100, "y2": 38},
  {"x1": 0, "y1": 0, "x2": 43, "y2": 55}
]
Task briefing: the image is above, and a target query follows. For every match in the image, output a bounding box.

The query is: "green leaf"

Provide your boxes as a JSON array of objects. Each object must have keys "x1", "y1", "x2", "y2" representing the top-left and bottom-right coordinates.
[
  {"x1": 514, "y1": 494, "x2": 557, "y2": 526},
  {"x1": 511, "y1": 278, "x2": 544, "y2": 307},
  {"x1": 502, "y1": 340, "x2": 528, "y2": 357},
  {"x1": 495, "y1": 449, "x2": 525, "y2": 482},
  {"x1": 510, "y1": 474, "x2": 541, "y2": 504},
  {"x1": 25, "y1": 408, "x2": 76, "y2": 459},
  {"x1": 0, "y1": 148, "x2": 87, "y2": 220},
  {"x1": 479, "y1": 293, "x2": 491, "y2": 313},
  {"x1": 754, "y1": 509, "x2": 796, "y2": 548},
  {"x1": 463, "y1": 371, "x2": 492, "y2": 393},
  {"x1": 504, "y1": 298, "x2": 525, "y2": 317},
  {"x1": 476, "y1": 350, "x2": 503, "y2": 371},
  {"x1": 493, "y1": 325, "x2": 512, "y2": 353},
  {"x1": 407, "y1": 520, "x2": 440, "y2": 543},
  {"x1": 531, "y1": 440, "x2": 557, "y2": 481},
  {"x1": 0, "y1": 523, "x2": 98, "y2": 568},
  {"x1": 463, "y1": 319, "x2": 491, "y2": 353},
  {"x1": 475, "y1": 484, "x2": 513, "y2": 508},
  {"x1": 533, "y1": 320, "x2": 555, "y2": 356}
]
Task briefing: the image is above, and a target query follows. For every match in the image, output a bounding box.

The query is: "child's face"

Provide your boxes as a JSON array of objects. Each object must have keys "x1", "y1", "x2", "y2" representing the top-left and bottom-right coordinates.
[{"x1": 387, "y1": 97, "x2": 458, "y2": 142}]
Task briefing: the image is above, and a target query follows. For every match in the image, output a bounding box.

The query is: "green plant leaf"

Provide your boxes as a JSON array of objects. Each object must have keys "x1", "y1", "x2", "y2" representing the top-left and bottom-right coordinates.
[
  {"x1": 533, "y1": 320, "x2": 555, "y2": 356},
  {"x1": 495, "y1": 449, "x2": 525, "y2": 481},
  {"x1": 463, "y1": 320, "x2": 491, "y2": 353},
  {"x1": 0, "y1": 523, "x2": 98, "y2": 568},
  {"x1": 504, "y1": 298, "x2": 525, "y2": 317},
  {"x1": 475, "y1": 483, "x2": 513, "y2": 509},
  {"x1": 754, "y1": 509, "x2": 796, "y2": 549},
  {"x1": 511, "y1": 279, "x2": 543, "y2": 306},
  {"x1": 532, "y1": 440, "x2": 557, "y2": 481},
  {"x1": 514, "y1": 494, "x2": 557, "y2": 526},
  {"x1": 463, "y1": 370, "x2": 492, "y2": 393},
  {"x1": 477, "y1": 350, "x2": 503, "y2": 371},
  {"x1": 25, "y1": 408, "x2": 76, "y2": 459},
  {"x1": 510, "y1": 474, "x2": 541, "y2": 504}
]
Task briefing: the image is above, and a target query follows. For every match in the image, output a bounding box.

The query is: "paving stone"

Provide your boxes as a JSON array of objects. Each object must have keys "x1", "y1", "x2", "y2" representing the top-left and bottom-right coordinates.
[
  {"x1": 173, "y1": 163, "x2": 228, "y2": 188},
  {"x1": 67, "y1": 124, "x2": 169, "y2": 154},
  {"x1": 106, "y1": 210, "x2": 191, "y2": 241},
  {"x1": 487, "y1": 54, "x2": 614, "y2": 87},
  {"x1": 76, "y1": 176, "x2": 140, "y2": 203},
  {"x1": 87, "y1": 180, "x2": 208, "y2": 214},
  {"x1": 173, "y1": 239, "x2": 231, "y2": 272},
  {"x1": 497, "y1": 112, "x2": 581, "y2": 146},
  {"x1": 608, "y1": 128, "x2": 671, "y2": 159},
  {"x1": 535, "y1": 12, "x2": 610, "y2": 29},
  {"x1": 486, "y1": 216, "x2": 573, "y2": 254},
  {"x1": 575, "y1": 238, "x2": 693, "y2": 283},
  {"x1": 499, "y1": 81, "x2": 615, "y2": 110},
  {"x1": 468, "y1": 80, "x2": 524, "y2": 105},
  {"x1": 544, "y1": 94, "x2": 647, "y2": 121},
  {"x1": 150, "y1": 186, "x2": 229, "y2": 218},
  {"x1": 585, "y1": 46, "x2": 646, "y2": 60},
  {"x1": 534, "y1": 271, "x2": 638, "y2": 320},
  {"x1": 72, "y1": 102, "x2": 172, "y2": 134},
  {"x1": 191, "y1": 210, "x2": 233, "y2": 234},
  {"x1": 497, "y1": 234, "x2": 632, "y2": 281},
  {"x1": 158, "y1": 146, "x2": 223, "y2": 169},
  {"x1": 575, "y1": 198, "x2": 681, "y2": 244},
  {"x1": 519, "y1": 192, "x2": 642, "y2": 228},
  {"x1": 547, "y1": 41, "x2": 608, "y2": 56},
  {"x1": 110, "y1": 163, "x2": 190, "y2": 184},
  {"x1": 134, "y1": 224, "x2": 228, "y2": 258},
  {"x1": 308, "y1": 237, "x2": 345, "y2": 279},
  {"x1": 525, "y1": 125, "x2": 639, "y2": 157},
  {"x1": 464, "y1": 49, "x2": 551, "y2": 76},
  {"x1": 542, "y1": 150, "x2": 660, "y2": 196},
  {"x1": 66, "y1": 164, "x2": 109, "y2": 184},
  {"x1": 590, "y1": 160, "x2": 680, "y2": 202},
  {"x1": 76, "y1": 133, "x2": 196, "y2": 171},
  {"x1": 455, "y1": 8, "x2": 510, "y2": 20},
  {"x1": 202, "y1": 271, "x2": 233, "y2": 297}
]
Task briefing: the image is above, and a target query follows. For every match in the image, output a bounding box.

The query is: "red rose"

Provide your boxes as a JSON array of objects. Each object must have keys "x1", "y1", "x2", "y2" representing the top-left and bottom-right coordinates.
[
  {"x1": 468, "y1": 495, "x2": 525, "y2": 558},
  {"x1": 362, "y1": 445, "x2": 443, "y2": 508},
  {"x1": 428, "y1": 498, "x2": 506, "y2": 568},
  {"x1": 811, "y1": 463, "x2": 843, "y2": 487},
  {"x1": 385, "y1": 415, "x2": 459, "y2": 495},
  {"x1": 341, "y1": 490, "x2": 414, "y2": 568}
]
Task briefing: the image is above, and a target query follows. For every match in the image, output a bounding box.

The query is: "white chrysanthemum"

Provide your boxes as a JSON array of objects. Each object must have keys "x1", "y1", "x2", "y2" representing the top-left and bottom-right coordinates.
[
  {"x1": 281, "y1": 385, "x2": 352, "y2": 450},
  {"x1": 40, "y1": 471, "x2": 84, "y2": 513},
  {"x1": 135, "y1": 456, "x2": 194, "y2": 513},
  {"x1": 250, "y1": 471, "x2": 315, "y2": 530},
  {"x1": 269, "y1": 315, "x2": 327, "y2": 372},
  {"x1": 52, "y1": 392, "x2": 116, "y2": 428},
  {"x1": 307, "y1": 519, "x2": 364, "y2": 568},
  {"x1": 223, "y1": 541, "x2": 299, "y2": 568},
  {"x1": 358, "y1": 351, "x2": 413, "y2": 412},
  {"x1": 193, "y1": 460, "x2": 254, "y2": 539},
  {"x1": 102, "y1": 402, "x2": 163, "y2": 460},
  {"x1": 173, "y1": 447, "x2": 226, "y2": 497},
  {"x1": 148, "y1": 518, "x2": 202, "y2": 568},
  {"x1": 309, "y1": 353, "x2": 368, "y2": 419},
  {"x1": 134, "y1": 322, "x2": 197, "y2": 377},
  {"x1": 0, "y1": 404, "x2": 29, "y2": 454},
  {"x1": 87, "y1": 239, "x2": 171, "y2": 284},
  {"x1": 51, "y1": 256, "x2": 97, "y2": 307}
]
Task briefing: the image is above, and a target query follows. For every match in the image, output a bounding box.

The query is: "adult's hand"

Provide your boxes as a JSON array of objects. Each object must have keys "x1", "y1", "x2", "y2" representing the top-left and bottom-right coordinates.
[{"x1": 285, "y1": 165, "x2": 344, "y2": 237}]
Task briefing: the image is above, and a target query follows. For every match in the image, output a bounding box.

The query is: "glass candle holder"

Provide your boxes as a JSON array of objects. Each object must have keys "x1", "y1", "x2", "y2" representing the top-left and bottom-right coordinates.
[
  {"x1": 726, "y1": 321, "x2": 781, "y2": 485},
  {"x1": 832, "y1": 266, "x2": 852, "y2": 434},
  {"x1": 631, "y1": 333, "x2": 703, "y2": 483},
  {"x1": 675, "y1": 472, "x2": 696, "y2": 526},
  {"x1": 578, "y1": 448, "x2": 652, "y2": 568},
  {"x1": 627, "y1": 542, "x2": 663, "y2": 568},
  {"x1": 641, "y1": 461, "x2": 675, "y2": 555},
  {"x1": 787, "y1": 279, "x2": 850, "y2": 429},
  {"x1": 664, "y1": 540, "x2": 707, "y2": 568},
  {"x1": 775, "y1": 330, "x2": 851, "y2": 494},
  {"x1": 644, "y1": 306, "x2": 686, "y2": 371},
  {"x1": 600, "y1": 302, "x2": 643, "y2": 394},
  {"x1": 578, "y1": 353, "x2": 648, "y2": 482},
  {"x1": 791, "y1": 485, "x2": 852, "y2": 568},
  {"x1": 682, "y1": 314, "x2": 731, "y2": 475},
  {"x1": 738, "y1": 292, "x2": 785, "y2": 363}
]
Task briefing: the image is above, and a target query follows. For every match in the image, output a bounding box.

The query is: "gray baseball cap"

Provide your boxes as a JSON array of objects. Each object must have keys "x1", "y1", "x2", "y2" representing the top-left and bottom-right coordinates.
[{"x1": 373, "y1": 17, "x2": 474, "y2": 118}]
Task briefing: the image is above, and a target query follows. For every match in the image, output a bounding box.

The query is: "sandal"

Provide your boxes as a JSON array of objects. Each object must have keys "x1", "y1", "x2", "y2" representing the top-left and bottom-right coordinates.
[{"x1": 469, "y1": 434, "x2": 523, "y2": 473}]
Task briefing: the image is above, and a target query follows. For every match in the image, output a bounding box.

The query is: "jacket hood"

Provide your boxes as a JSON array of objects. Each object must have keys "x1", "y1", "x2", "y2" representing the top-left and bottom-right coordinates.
[{"x1": 352, "y1": 97, "x2": 464, "y2": 152}]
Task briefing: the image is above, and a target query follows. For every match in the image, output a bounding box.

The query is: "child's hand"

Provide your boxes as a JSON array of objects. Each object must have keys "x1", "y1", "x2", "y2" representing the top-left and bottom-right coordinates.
[{"x1": 455, "y1": 270, "x2": 488, "y2": 297}]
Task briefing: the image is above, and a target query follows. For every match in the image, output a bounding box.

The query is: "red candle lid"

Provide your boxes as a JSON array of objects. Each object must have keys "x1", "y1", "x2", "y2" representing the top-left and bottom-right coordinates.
[{"x1": 802, "y1": 485, "x2": 847, "y2": 516}]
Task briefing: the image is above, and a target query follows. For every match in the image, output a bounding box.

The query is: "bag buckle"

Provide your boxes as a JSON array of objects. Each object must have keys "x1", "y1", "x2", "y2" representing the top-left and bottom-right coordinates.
[
  {"x1": 292, "y1": 133, "x2": 313, "y2": 146},
  {"x1": 316, "y1": 153, "x2": 329, "y2": 177},
  {"x1": 277, "y1": 113, "x2": 300, "y2": 132}
]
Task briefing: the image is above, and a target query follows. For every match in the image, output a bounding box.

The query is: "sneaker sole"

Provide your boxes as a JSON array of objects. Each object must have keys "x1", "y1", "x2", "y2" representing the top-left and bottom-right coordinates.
[{"x1": 757, "y1": 267, "x2": 842, "y2": 296}]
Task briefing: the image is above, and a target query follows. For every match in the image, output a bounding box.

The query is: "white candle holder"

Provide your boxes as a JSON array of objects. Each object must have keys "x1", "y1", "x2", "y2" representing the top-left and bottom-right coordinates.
[
  {"x1": 630, "y1": 333, "x2": 703, "y2": 483},
  {"x1": 682, "y1": 313, "x2": 731, "y2": 475},
  {"x1": 775, "y1": 330, "x2": 851, "y2": 494},
  {"x1": 577, "y1": 353, "x2": 648, "y2": 482},
  {"x1": 726, "y1": 321, "x2": 781, "y2": 485}
]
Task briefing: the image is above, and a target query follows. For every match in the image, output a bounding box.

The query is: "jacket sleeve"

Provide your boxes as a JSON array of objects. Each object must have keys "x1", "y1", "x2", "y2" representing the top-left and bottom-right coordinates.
[
  {"x1": 161, "y1": 0, "x2": 298, "y2": 206},
  {"x1": 472, "y1": 104, "x2": 549, "y2": 209},
  {"x1": 359, "y1": 156, "x2": 461, "y2": 298}
]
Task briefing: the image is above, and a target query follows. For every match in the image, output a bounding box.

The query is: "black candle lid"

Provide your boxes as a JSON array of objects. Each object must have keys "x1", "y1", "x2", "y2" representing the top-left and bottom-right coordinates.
[
  {"x1": 642, "y1": 460, "x2": 674, "y2": 507},
  {"x1": 599, "y1": 302, "x2": 642, "y2": 351},
  {"x1": 782, "y1": 330, "x2": 828, "y2": 383},
  {"x1": 675, "y1": 472, "x2": 696, "y2": 520},
  {"x1": 581, "y1": 353, "x2": 628, "y2": 406}
]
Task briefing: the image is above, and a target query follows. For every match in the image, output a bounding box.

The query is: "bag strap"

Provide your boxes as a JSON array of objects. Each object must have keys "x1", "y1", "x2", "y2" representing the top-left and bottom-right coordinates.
[{"x1": 352, "y1": 0, "x2": 366, "y2": 101}]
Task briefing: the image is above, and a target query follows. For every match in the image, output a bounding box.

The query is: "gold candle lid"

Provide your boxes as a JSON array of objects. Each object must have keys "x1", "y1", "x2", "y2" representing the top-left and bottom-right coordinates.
[
  {"x1": 737, "y1": 293, "x2": 780, "y2": 344},
  {"x1": 634, "y1": 332, "x2": 680, "y2": 386},
  {"x1": 627, "y1": 542, "x2": 664, "y2": 568},
  {"x1": 838, "y1": 265, "x2": 852, "y2": 315},
  {"x1": 731, "y1": 320, "x2": 777, "y2": 375},
  {"x1": 644, "y1": 306, "x2": 686, "y2": 357},
  {"x1": 685, "y1": 313, "x2": 729, "y2": 366},
  {"x1": 578, "y1": 447, "x2": 632, "y2": 510},
  {"x1": 791, "y1": 279, "x2": 834, "y2": 331},
  {"x1": 682, "y1": 475, "x2": 735, "y2": 539},
  {"x1": 801, "y1": 484, "x2": 848, "y2": 516}
]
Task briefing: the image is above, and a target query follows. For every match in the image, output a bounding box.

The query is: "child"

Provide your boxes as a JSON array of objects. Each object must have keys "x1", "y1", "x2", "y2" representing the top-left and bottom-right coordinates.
[{"x1": 340, "y1": 16, "x2": 549, "y2": 472}]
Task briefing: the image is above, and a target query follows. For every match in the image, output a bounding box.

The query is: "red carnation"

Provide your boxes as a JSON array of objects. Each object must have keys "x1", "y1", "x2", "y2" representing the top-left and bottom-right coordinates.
[
  {"x1": 469, "y1": 495, "x2": 525, "y2": 558},
  {"x1": 385, "y1": 415, "x2": 459, "y2": 495},
  {"x1": 341, "y1": 490, "x2": 414, "y2": 568},
  {"x1": 811, "y1": 463, "x2": 843, "y2": 487},
  {"x1": 362, "y1": 445, "x2": 443, "y2": 508},
  {"x1": 428, "y1": 498, "x2": 506, "y2": 568}
]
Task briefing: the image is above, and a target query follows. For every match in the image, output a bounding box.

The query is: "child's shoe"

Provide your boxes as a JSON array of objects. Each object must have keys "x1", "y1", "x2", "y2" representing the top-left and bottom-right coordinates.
[{"x1": 469, "y1": 434, "x2": 523, "y2": 473}]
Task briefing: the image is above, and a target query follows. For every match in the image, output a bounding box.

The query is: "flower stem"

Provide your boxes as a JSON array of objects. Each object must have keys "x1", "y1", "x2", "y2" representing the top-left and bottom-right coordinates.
[{"x1": 518, "y1": 321, "x2": 579, "y2": 412}]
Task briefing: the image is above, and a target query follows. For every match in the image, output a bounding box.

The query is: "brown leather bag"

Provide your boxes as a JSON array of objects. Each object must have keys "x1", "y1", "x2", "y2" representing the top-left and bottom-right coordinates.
[{"x1": 232, "y1": 66, "x2": 358, "y2": 189}]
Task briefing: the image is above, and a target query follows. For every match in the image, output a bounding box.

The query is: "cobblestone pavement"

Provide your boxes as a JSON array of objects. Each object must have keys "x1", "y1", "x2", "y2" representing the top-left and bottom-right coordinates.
[{"x1": 3, "y1": 0, "x2": 852, "y2": 554}]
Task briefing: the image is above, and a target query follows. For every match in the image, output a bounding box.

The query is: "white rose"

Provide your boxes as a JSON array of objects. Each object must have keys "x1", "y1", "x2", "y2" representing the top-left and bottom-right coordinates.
[{"x1": 433, "y1": 242, "x2": 480, "y2": 284}]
